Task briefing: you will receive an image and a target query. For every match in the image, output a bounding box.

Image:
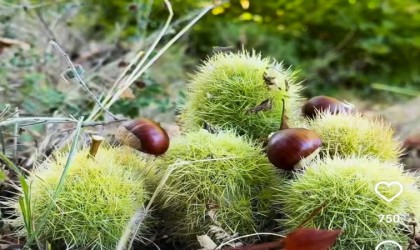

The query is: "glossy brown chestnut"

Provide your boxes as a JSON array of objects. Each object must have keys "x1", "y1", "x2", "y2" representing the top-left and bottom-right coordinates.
[
  {"x1": 115, "y1": 118, "x2": 170, "y2": 155},
  {"x1": 266, "y1": 128, "x2": 322, "y2": 171},
  {"x1": 302, "y1": 95, "x2": 355, "y2": 118}
]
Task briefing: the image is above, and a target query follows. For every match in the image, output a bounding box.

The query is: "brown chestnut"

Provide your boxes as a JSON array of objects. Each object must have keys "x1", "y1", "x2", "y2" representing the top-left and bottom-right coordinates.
[
  {"x1": 302, "y1": 95, "x2": 355, "y2": 118},
  {"x1": 402, "y1": 134, "x2": 420, "y2": 152},
  {"x1": 115, "y1": 118, "x2": 170, "y2": 155},
  {"x1": 266, "y1": 128, "x2": 322, "y2": 171}
]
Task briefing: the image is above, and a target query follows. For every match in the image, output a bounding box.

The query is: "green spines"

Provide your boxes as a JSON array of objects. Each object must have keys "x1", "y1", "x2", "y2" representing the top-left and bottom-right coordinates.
[
  {"x1": 154, "y1": 129, "x2": 282, "y2": 243},
  {"x1": 277, "y1": 156, "x2": 420, "y2": 249},
  {"x1": 308, "y1": 112, "x2": 402, "y2": 161},
  {"x1": 179, "y1": 50, "x2": 302, "y2": 141},
  {"x1": 7, "y1": 146, "x2": 150, "y2": 250}
]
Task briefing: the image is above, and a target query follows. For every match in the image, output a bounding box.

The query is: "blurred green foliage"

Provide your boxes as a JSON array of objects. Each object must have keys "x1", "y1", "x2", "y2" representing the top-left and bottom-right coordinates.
[
  {"x1": 82, "y1": 0, "x2": 420, "y2": 96},
  {"x1": 0, "y1": 50, "x2": 88, "y2": 117},
  {"x1": 192, "y1": 0, "x2": 420, "y2": 95},
  {"x1": 75, "y1": 0, "x2": 158, "y2": 40}
]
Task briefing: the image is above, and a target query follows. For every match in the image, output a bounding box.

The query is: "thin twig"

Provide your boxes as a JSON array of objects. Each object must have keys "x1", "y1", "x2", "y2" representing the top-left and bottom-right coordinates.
[
  {"x1": 0, "y1": 117, "x2": 77, "y2": 127},
  {"x1": 106, "y1": 0, "x2": 175, "y2": 113},
  {"x1": 0, "y1": 117, "x2": 126, "y2": 133},
  {"x1": 49, "y1": 40, "x2": 118, "y2": 120},
  {"x1": 31, "y1": 8, "x2": 58, "y2": 41},
  {"x1": 81, "y1": 119, "x2": 128, "y2": 127},
  {"x1": 138, "y1": 0, "x2": 155, "y2": 47},
  {"x1": 59, "y1": 119, "x2": 128, "y2": 133},
  {"x1": 89, "y1": 1, "x2": 222, "y2": 121},
  {"x1": 124, "y1": 0, "x2": 174, "y2": 85},
  {"x1": 13, "y1": 107, "x2": 19, "y2": 164},
  {"x1": 111, "y1": 2, "x2": 215, "y2": 102},
  {"x1": 0, "y1": 128, "x2": 5, "y2": 154}
]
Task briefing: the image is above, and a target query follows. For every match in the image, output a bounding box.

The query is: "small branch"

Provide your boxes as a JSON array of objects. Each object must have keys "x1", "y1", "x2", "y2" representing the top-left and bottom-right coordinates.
[
  {"x1": 0, "y1": 117, "x2": 77, "y2": 127},
  {"x1": 106, "y1": 0, "x2": 175, "y2": 110},
  {"x1": 93, "y1": 1, "x2": 221, "y2": 121},
  {"x1": 81, "y1": 119, "x2": 127, "y2": 127},
  {"x1": 32, "y1": 8, "x2": 58, "y2": 41},
  {"x1": 0, "y1": 117, "x2": 126, "y2": 130},
  {"x1": 60, "y1": 119, "x2": 128, "y2": 133},
  {"x1": 13, "y1": 107, "x2": 19, "y2": 164},
  {"x1": 49, "y1": 40, "x2": 118, "y2": 120}
]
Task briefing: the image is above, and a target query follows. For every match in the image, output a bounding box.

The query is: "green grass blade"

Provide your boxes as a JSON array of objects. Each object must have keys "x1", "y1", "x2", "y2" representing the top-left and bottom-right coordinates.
[
  {"x1": 18, "y1": 196, "x2": 32, "y2": 236},
  {"x1": 0, "y1": 150, "x2": 24, "y2": 177},
  {"x1": 0, "y1": 169, "x2": 6, "y2": 182},
  {"x1": 25, "y1": 116, "x2": 84, "y2": 247},
  {"x1": 0, "y1": 128, "x2": 5, "y2": 154},
  {"x1": 371, "y1": 83, "x2": 420, "y2": 97},
  {"x1": 0, "y1": 149, "x2": 35, "y2": 240}
]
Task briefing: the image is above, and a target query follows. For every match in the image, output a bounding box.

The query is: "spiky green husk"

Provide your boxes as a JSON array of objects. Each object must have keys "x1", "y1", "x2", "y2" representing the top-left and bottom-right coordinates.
[
  {"x1": 277, "y1": 156, "x2": 420, "y2": 249},
  {"x1": 154, "y1": 129, "x2": 283, "y2": 244},
  {"x1": 308, "y1": 112, "x2": 402, "y2": 161},
  {"x1": 7, "y1": 146, "x2": 150, "y2": 250},
  {"x1": 179, "y1": 50, "x2": 302, "y2": 141}
]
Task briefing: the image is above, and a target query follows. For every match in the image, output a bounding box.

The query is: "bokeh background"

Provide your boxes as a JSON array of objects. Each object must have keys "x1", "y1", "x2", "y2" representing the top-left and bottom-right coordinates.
[{"x1": 2, "y1": 0, "x2": 420, "y2": 116}]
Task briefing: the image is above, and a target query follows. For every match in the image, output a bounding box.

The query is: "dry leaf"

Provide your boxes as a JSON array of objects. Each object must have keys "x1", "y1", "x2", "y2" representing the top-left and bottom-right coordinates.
[
  {"x1": 283, "y1": 228, "x2": 341, "y2": 250},
  {"x1": 231, "y1": 228, "x2": 340, "y2": 250},
  {"x1": 120, "y1": 87, "x2": 135, "y2": 99},
  {"x1": 0, "y1": 37, "x2": 30, "y2": 51}
]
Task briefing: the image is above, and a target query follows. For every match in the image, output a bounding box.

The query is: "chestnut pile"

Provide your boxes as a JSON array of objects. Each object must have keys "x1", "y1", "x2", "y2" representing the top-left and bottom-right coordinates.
[{"x1": 6, "y1": 51, "x2": 420, "y2": 250}]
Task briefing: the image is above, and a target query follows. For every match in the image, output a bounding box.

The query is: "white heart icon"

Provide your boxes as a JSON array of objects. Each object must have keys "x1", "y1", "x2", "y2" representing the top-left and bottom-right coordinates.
[
  {"x1": 375, "y1": 240, "x2": 402, "y2": 250},
  {"x1": 374, "y1": 182, "x2": 403, "y2": 203}
]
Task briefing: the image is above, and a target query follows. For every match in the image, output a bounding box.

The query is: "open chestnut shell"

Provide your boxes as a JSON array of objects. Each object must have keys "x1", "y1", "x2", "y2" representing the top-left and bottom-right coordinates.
[{"x1": 266, "y1": 128, "x2": 322, "y2": 171}]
